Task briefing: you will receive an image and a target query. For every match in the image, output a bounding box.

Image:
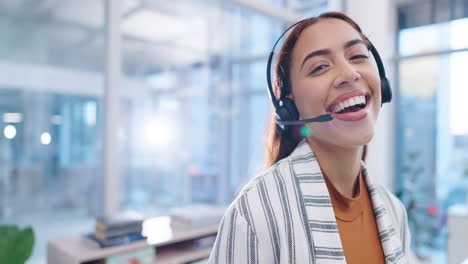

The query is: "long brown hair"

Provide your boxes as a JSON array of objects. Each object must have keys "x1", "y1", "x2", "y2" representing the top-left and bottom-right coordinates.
[{"x1": 264, "y1": 12, "x2": 369, "y2": 168}]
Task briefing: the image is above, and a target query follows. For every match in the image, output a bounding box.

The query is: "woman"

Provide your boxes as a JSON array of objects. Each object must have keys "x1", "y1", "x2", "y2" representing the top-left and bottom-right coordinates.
[{"x1": 208, "y1": 12, "x2": 411, "y2": 264}]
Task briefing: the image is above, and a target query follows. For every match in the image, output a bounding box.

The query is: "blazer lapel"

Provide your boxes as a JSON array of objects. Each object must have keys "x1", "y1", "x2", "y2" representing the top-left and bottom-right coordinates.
[
  {"x1": 289, "y1": 140, "x2": 346, "y2": 263},
  {"x1": 362, "y1": 164, "x2": 406, "y2": 264}
]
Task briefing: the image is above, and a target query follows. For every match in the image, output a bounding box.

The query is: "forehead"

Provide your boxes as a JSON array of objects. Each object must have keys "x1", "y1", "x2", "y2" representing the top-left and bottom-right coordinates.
[{"x1": 292, "y1": 18, "x2": 364, "y2": 59}]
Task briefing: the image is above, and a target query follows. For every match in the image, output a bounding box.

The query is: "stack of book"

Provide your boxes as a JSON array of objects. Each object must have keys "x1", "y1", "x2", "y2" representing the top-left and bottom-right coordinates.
[
  {"x1": 170, "y1": 205, "x2": 225, "y2": 230},
  {"x1": 84, "y1": 214, "x2": 146, "y2": 248}
]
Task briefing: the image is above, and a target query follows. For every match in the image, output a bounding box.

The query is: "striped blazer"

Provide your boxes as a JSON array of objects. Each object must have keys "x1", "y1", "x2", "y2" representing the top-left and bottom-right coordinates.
[{"x1": 208, "y1": 139, "x2": 411, "y2": 264}]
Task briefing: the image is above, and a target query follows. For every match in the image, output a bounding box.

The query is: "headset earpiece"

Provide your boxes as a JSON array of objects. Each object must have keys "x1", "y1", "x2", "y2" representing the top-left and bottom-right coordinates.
[
  {"x1": 380, "y1": 77, "x2": 392, "y2": 104},
  {"x1": 367, "y1": 39, "x2": 392, "y2": 105},
  {"x1": 276, "y1": 97, "x2": 299, "y2": 123}
]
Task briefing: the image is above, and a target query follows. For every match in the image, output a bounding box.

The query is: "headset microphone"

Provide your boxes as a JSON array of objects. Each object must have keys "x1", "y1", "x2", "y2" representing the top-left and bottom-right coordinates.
[{"x1": 277, "y1": 114, "x2": 333, "y2": 126}]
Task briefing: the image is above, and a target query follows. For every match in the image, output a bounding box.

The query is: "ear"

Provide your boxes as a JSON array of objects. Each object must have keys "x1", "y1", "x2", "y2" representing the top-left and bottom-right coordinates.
[{"x1": 285, "y1": 94, "x2": 294, "y2": 101}]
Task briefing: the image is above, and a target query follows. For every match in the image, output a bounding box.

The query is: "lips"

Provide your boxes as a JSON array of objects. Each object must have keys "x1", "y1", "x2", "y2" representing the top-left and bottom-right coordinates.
[
  {"x1": 331, "y1": 96, "x2": 370, "y2": 121},
  {"x1": 326, "y1": 90, "x2": 368, "y2": 112},
  {"x1": 326, "y1": 90, "x2": 371, "y2": 122}
]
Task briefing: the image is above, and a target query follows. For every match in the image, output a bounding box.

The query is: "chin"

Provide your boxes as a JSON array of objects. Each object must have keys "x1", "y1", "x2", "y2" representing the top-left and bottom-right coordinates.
[
  {"x1": 336, "y1": 125, "x2": 375, "y2": 148},
  {"x1": 311, "y1": 119, "x2": 376, "y2": 149},
  {"x1": 351, "y1": 128, "x2": 374, "y2": 146},
  {"x1": 312, "y1": 129, "x2": 374, "y2": 151}
]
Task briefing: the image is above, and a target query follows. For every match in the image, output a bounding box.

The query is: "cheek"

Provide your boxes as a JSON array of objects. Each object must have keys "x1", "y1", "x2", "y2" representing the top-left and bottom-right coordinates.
[
  {"x1": 371, "y1": 82, "x2": 382, "y2": 119},
  {"x1": 373, "y1": 102, "x2": 380, "y2": 120},
  {"x1": 362, "y1": 70, "x2": 382, "y2": 110},
  {"x1": 293, "y1": 81, "x2": 328, "y2": 116},
  {"x1": 367, "y1": 71, "x2": 382, "y2": 98}
]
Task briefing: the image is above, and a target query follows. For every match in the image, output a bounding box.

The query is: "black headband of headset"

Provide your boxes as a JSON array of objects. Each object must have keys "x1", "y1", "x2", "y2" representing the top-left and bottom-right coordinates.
[{"x1": 266, "y1": 19, "x2": 388, "y2": 109}]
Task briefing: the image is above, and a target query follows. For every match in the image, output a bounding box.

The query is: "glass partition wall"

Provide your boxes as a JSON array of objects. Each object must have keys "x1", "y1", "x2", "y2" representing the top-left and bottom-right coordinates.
[
  {"x1": 397, "y1": 1, "x2": 468, "y2": 263},
  {"x1": 0, "y1": 0, "x2": 105, "y2": 261},
  {"x1": 0, "y1": 0, "x2": 328, "y2": 262},
  {"x1": 118, "y1": 1, "x2": 284, "y2": 214}
]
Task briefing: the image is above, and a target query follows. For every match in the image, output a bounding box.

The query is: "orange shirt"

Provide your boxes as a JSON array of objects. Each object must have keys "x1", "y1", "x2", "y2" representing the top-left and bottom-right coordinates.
[{"x1": 323, "y1": 171, "x2": 386, "y2": 264}]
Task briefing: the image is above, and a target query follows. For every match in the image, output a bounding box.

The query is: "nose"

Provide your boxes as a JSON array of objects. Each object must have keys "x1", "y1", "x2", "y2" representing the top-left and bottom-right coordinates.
[{"x1": 333, "y1": 60, "x2": 361, "y2": 88}]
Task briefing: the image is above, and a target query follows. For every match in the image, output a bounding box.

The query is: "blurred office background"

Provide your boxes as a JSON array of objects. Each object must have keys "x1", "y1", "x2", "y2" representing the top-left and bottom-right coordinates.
[{"x1": 1, "y1": 0, "x2": 468, "y2": 263}]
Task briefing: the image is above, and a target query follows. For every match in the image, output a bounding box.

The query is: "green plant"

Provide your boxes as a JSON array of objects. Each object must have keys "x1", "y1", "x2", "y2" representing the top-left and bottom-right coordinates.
[
  {"x1": 0, "y1": 225, "x2": 35, "y2": 264},
  {"x1": 396, "y1": 151, "x2": 439, "y2": 258}
]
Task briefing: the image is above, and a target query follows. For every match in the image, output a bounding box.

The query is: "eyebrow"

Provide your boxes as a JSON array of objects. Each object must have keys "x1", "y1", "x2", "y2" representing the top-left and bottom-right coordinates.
[{"x1": 301, "y1": 39, "x2": 366, "y2": 69}]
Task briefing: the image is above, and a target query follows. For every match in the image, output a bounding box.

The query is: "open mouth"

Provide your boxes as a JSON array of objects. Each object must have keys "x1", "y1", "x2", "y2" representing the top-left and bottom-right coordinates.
[{"x1": 328, "y1": 95, "x2": 370, "y2": 114}]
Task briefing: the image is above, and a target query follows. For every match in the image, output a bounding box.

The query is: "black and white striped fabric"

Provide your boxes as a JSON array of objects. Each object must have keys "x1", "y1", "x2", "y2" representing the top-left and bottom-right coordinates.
[{"x1": 208, "y1": 139, "x2": 411, "y2": 264}]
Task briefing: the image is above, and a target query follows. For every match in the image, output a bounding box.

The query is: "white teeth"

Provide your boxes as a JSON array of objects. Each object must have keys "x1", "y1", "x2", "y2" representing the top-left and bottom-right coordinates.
[{"x1": 331, "y1": 95, "x2": 366, "y2": 113}]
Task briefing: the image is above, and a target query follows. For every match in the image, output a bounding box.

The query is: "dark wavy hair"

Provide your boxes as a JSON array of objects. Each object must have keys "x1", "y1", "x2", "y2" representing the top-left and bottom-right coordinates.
[{"x1": 264, "y1": 12, "x2": 369, "y2": 168}]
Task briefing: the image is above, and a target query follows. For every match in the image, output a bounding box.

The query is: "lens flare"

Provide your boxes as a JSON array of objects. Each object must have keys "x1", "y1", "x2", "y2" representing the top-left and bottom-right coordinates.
[{"x1": 300, "y1": 126, "x2": 312, "y2": 137}]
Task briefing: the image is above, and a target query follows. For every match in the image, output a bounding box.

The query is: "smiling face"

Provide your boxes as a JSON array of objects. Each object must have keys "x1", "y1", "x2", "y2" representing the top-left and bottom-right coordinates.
[{"x1": 289, "y1": 18, "x2": 381, "y2": 150}]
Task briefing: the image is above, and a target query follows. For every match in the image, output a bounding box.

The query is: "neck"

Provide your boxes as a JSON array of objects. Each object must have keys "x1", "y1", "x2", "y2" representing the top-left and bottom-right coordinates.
[{"x1": 306, "y1": 138, "x2": 363, "y2": 198}]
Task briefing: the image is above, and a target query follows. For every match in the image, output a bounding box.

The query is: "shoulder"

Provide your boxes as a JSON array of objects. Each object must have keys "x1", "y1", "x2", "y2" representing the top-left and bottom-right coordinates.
[
  {"x1": 224, "y1": 156, "x2": 294, "y2": 224},
  {"x1": 236, "y1": 156, "x2": 292, "y2": 198},
  {"x1": 211, "y1": 159, "x2": 296, "y2": 263}
]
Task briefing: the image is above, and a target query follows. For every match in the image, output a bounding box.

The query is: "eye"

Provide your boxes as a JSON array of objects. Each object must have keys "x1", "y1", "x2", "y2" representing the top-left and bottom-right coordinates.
[
  {"x1": 350, "y1": 54, "x2": 369, "y2": 60},
  {"x1": 309, "y1": 64, "x2": 329, "y2": 75}
]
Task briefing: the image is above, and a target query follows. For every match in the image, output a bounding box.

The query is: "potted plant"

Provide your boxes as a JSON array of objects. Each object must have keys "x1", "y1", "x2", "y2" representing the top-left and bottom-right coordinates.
[{"x1": 0, "y1": 225, "x2": 34, "y2": 264}]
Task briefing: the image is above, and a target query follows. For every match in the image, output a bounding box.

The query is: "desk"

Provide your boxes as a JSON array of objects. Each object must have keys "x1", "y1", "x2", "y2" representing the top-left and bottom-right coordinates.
[
  {"x1": 47, "y1": 216, "x2": 218, "y2": 264},
  {"x1": 447, "y1": 205, "x2": 468, "y2": 264}
]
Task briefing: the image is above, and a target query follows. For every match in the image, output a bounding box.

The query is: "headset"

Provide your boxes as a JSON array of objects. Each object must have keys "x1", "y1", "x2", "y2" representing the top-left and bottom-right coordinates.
[{"x1": 266, "y1": 18, "x2": 392, "y2": 131}]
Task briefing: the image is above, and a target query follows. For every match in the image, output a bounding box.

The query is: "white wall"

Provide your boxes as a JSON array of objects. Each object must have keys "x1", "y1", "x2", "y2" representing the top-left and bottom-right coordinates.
[{"x1": 329, "y1": 0, "x2": 398, "y2": 190}]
